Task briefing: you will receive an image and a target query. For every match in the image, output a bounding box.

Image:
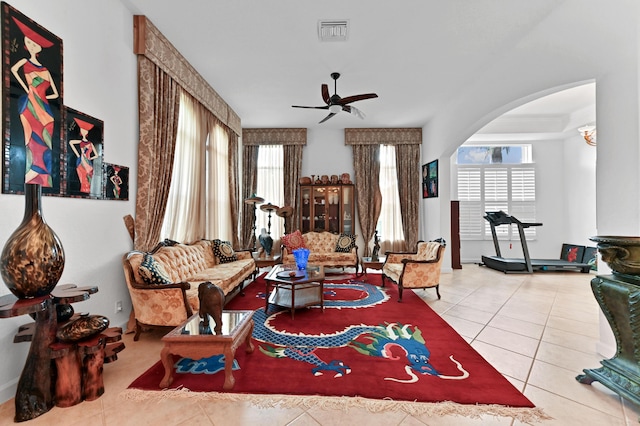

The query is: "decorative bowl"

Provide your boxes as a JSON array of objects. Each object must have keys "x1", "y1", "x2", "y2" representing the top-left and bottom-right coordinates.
[{"x1": 589, "y1": 236, "x2": 640, "y2": 275}]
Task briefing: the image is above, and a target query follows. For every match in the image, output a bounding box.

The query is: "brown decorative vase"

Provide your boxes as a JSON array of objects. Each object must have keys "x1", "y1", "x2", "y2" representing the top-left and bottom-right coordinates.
[
  {"x1": 589, "y1": 235, "x2": 640, "y2": 276},
  {"x1": 0, "y1": 184, "x2": 65, "y2": 299}
]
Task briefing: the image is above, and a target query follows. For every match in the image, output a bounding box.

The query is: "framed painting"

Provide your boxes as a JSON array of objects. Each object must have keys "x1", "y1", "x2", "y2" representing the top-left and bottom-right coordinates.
[
  {"x1": 103, "y1": 163, "x2": 129, "y2": 200},
  {"x1": 560, "y1": 243, "x2": 585, "y2": 263},
  {"x1": 64, "y1": 107, "x2": 104, "y2": 198},
  {"x1": 422, "y1": 159, "x2": 438, "y2": 198},
  {"x1": 2, "y1": 2, "x2": 64, "y2": 195},
  {"x1": 582, "y1": 246, "x2": 597, "y2": 271}
]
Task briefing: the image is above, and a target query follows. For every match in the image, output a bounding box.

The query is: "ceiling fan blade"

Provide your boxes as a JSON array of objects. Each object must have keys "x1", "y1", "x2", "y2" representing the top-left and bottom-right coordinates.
[
  {"x1": 344, "y1": 105, "x2": 366, "y2": 120},
  {"x1": 321, "y1": 84, "x2": 330, "y2": 105},
  {"x1": 292, "y1": 105, "x2": 330, "y2": 109},
  {"x1": 318, "y1": 112, "x2": 337, "y2": 124},
  {"x1": 338, "y1": 93, "x2": 378, "y2": 105}
]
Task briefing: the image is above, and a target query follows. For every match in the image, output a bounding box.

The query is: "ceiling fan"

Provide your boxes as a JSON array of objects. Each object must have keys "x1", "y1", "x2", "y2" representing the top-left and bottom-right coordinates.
[{"x1": 292, "y1": 72, "x2": 378, "y2": 123}]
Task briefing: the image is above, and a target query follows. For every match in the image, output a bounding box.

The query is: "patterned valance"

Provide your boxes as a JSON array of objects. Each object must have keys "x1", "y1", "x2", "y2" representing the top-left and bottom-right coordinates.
[
  {"x1": 133, "y1": 15, "x2": 241, "y2": 136},
  {"x1": 242, "y1": 128, "x2": 307, "y2": 146},
  {"x1": 344, "y1": 128, "x2": 422, "y2": 145}
]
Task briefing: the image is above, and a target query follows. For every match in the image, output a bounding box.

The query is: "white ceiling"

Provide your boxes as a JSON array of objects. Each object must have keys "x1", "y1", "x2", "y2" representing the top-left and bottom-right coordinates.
[{"x1": 122, "y1": 0, "x2": 595, "y2": 131}]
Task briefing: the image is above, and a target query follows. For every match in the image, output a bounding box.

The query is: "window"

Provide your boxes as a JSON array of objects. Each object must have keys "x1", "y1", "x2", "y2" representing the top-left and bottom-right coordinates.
[
  {"x1": 161, "y1": 92, "x2": 233, "y2": 243},
  {"x1": 377, "y1": 145, "x2": 405, "y2": 251},
  {"x1": 255, "y1": 145, "x2": 284, "y2": 242},
  {"x1": 456, "y1": 145, "x2": 535, "y2": 240}
]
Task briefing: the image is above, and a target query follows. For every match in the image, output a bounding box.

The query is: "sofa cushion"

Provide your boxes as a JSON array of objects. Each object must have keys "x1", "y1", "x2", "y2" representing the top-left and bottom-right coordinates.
[
  {"x1": 416, "y1": 241, "x2": 441, "y2": 260},
  {"x1": 188, "y1": 258, "x2": 256, "y2": 295},
  {"x1": 304, "y1": 231, "x2": 338, "y2": 252},
  {"x1": 139, "y1": 254, "x2": 172, "y2": 285},
  {"x1": 282, "y1": 230, "x2": 306, "y2": 251},
  {"x1": 213, "y1": 239, "x2": 237, "y2": 263},
  {"x1": 335, "y1": 233, "x2": 356, "y2": 253}
]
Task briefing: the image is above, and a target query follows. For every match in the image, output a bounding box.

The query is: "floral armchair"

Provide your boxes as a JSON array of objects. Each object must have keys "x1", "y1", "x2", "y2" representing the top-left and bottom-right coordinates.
[{"x1": 381, "y1": 240, "x2": 446, "y2": 302}]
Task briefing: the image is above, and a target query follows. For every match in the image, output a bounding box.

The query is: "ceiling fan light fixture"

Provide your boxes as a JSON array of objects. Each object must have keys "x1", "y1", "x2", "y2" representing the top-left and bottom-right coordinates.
[{"x1": 329, "y1": 104, "x2": 342, "y2": 114}]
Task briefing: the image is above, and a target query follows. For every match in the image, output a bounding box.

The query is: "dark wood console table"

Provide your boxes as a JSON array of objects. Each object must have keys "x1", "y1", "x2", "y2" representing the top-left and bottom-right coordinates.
[{"x1": 0, "y1": 284, "x2": 123, "y2": 422}]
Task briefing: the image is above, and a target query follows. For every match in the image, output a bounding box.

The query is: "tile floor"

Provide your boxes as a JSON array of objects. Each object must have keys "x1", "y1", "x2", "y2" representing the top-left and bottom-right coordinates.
[{"x1": 0, "y1": 266, "x2": 638, "y2": 425}]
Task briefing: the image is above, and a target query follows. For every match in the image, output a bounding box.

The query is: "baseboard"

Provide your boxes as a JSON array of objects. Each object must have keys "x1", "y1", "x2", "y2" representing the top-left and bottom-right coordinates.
[{"x1": 0, "y1": 377, "x2": 18, "y2": 405}]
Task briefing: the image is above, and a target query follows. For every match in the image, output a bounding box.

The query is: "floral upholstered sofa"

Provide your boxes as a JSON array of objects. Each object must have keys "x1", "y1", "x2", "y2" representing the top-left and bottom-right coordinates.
[
  {"x1": 122, "y1": 239, "x2": 257, "y2": 340},
  {"x1": 281, "y1": 230, "x2": 359, "y2": 273}
]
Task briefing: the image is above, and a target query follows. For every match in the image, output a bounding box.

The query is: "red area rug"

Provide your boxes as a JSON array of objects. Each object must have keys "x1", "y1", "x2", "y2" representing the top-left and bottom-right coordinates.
[{"x1": 123, "y1": 273, "x2": 548, "y2": 422}]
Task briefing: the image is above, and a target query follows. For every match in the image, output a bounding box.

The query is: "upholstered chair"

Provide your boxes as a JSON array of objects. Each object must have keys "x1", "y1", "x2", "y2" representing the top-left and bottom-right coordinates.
[{"x1": 381, "y1": 240, "x2": 446, "y2": 302}]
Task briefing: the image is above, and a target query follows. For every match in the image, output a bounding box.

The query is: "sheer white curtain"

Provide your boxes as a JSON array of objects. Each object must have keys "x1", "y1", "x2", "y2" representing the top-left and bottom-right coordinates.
[
  {"x1": 206, "y1": 122, "x2": 233, "y2": 242},
  {"x1": 161, "y1": 92, "x2": 206, "y2": 242},
  {"x1": 255, "y1": 145, "x2": 284, "y2": 246},
  {"x1": 378, "y1": 145, "x2": 405, "y2": 252}
]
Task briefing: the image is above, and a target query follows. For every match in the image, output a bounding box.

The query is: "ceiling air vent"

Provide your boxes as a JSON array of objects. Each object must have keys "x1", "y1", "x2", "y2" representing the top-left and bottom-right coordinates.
[{"x1": 318, "y1": 20, "x2": 349, "y2": 42}]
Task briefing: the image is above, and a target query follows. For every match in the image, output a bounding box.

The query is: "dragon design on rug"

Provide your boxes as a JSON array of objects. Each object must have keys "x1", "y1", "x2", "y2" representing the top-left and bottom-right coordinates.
[{"x1": 254, "y1": 281, "x2": 469, "y2": 382}]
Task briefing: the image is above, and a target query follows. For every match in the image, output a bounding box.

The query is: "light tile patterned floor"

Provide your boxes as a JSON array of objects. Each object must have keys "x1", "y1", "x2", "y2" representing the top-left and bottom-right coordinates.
[{"x1": 0, "y1": 266, "x2": 638, "y2": 425}]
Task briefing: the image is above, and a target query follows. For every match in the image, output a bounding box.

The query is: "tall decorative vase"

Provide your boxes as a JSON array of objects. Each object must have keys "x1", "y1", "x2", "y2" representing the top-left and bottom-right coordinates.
[{"x1": 0, "y1": 184, "x2": 65, "y2": 299}]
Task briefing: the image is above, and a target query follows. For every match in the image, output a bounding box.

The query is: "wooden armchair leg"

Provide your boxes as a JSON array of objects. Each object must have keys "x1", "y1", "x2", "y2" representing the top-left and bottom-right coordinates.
[
  {"x1": 134, "y1": 321, "x2": 142, "y2": 341},
  {"x1": 398, "y1": 285, "x2": 404, "y2": 302},
  {"x1": 435, "y1": 284, "x2": 441, "y2": 299}
]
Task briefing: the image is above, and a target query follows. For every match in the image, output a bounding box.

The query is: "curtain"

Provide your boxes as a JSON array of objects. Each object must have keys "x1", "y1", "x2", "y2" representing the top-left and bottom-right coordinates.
[
  {"x1": 134, "y1": 57, "x2": 180, "y2": 251},
  {"x1": 283, "y1": 144, "x2": 303, "y2": 234},
  {"x1": 227, "y1": 130, "x2": 240, "y2": 248},
  {"x1": 242, "y1": 145, "x2": 260, "y2": 249},
  {"x1": 396, "y1": 143, "x2": 421, "y2": 250},
  {"x1": 256, "y1": 145, "x2": 284, "y2": 243},
  {"x1": 353, "y1": 144, "x2": 382, "y2": 256},
  {"x1": 160, "y1": 90, "x2": 208, "y2": 243},
  {"x1": 205, "y1": 119, "x2": 233, "y2": 242},
  {"x1": 378, "y1": 145, "x2": 406, "y2": 253}
]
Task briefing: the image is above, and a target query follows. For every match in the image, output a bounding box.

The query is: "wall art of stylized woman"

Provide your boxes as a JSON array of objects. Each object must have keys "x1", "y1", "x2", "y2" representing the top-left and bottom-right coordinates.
[
  {"x1": 110, "y1": 165, "x2": 123, "y2": 198},
  {"x1": 68, "y1": 118, "x2": 98, "y2": 193},
  {"x1": 10, "y1": 17, "x2": 59, "y2": 187}
]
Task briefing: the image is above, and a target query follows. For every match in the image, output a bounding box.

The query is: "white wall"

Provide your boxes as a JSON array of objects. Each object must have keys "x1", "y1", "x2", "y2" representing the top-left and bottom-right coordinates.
[
  {"x1": 563, "y1": 134, "x2": 598, "y2": 245},
  {"x1": 0, "y1": 0, "x2": 137, "y2": 402}
]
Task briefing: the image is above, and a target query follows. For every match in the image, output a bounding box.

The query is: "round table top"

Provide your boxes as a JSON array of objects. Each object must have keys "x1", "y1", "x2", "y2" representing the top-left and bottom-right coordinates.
[
  {"x1": 260, "y1": 203, "x2": 279, "y2": 212},
  {"x1": 276, "y1": 206, "x2": 294, "y2": 217},
  {"x1": 244, "y1": 196, "x2": 265, "y2": 205}
]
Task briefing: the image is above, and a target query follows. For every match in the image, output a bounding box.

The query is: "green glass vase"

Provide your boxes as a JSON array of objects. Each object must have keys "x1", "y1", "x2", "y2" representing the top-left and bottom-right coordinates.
[{"x1": 1, "y1": 184, "x2": 65, "y2": 298}]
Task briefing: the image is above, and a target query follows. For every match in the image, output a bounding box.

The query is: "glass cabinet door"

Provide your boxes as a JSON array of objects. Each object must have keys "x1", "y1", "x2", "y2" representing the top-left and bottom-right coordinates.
[
  {"x1": 312, "y1": 187, "x2": 326, "y2": 231},
  {"x1": 300, "y1": 186, "x2": 312, "y2": 233},
  {"x1": 327, "y1": 187, "x2": 340, "y2": 233},
  {"x1": 342, "y1": 185, "x2": 353, "y2": 234}
]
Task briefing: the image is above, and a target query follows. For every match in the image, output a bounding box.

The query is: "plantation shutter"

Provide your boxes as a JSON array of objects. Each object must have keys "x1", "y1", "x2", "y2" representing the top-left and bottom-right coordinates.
[
  {"x1": 484, "y1": 168, "x2": 509, "y2": 237},
  {"x1": 457, "y1": 164, "x2": 536, "y2": 241},
  {"x1": 510, "y1": 166, "x2": 536, "y2": 238},
  {"x1": 457, "y1": 168, "x2": 482, "y2": 239}
]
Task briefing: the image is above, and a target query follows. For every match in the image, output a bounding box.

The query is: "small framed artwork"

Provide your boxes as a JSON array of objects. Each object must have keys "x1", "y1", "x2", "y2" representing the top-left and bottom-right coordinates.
[
  {"x1": 582, "y1": 246, "x2": 597, "y2": 271},
  {"x1": 103, "y1": 163, "x2": 129, "y2": 200},
  {"x1": 560, "y1": 244, "x2": 585, "y2": 263},
  {"x1": 2, "y1": 2, "x2": 64, "y2": 195},
  {"x1": 64, "y1": 107, "x2": 104, "y2": 198},
  {"x1": 422, "y1": 159, "x2": 438, "y2": 198}
]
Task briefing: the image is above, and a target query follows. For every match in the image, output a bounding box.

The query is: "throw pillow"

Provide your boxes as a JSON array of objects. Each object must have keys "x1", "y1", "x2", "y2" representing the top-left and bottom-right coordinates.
[
  {"x1": 139, "y1": 254, "x2": 172, "y2": 285},
  {"x1": 213, "y1": 239, "x2": 237, "y2": 263},
  {"x1": 335, "y1": 233, "x2": 356, "y2": 253},
  {"x1": 282, "y1": 230, "x2": 306, "y2": 251}
]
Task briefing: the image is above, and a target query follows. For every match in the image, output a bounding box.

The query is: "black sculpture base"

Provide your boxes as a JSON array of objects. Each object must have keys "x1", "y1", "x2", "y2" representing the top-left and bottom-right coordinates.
[{"x1": 575, "y1": 274, "x2": 640, "y2": 410}]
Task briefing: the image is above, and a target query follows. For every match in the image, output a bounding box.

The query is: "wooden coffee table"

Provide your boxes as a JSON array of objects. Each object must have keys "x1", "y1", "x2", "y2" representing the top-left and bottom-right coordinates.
[
  {"x1": 264, "y1": 264, "x2": 325, "y2": 319},
  {"x1": 160, "y1": 310, "x2": 254, "y2": 390}
]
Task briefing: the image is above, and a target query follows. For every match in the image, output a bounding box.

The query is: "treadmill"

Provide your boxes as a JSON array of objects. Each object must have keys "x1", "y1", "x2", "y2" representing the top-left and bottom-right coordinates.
[{"x1": 480, "y1": 211, "x2": 591, "y2": 273}]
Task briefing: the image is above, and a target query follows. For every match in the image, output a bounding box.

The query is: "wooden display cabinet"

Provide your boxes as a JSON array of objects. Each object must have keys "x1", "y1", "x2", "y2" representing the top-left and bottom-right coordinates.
[{"x1": 299, "y1": 184, "x2": 354, "y2": 234}]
